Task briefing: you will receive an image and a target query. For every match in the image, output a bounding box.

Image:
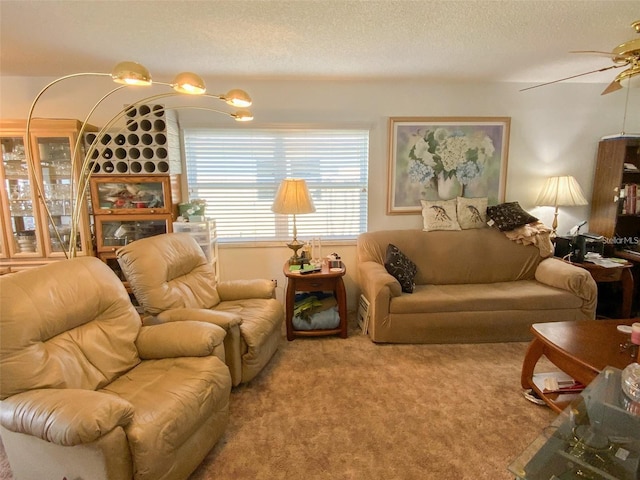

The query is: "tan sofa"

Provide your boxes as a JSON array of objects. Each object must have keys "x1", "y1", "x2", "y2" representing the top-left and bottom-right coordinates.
[
  {"x1": 117, "y1": 233, "x2": 284, "y2": 386},
  {"x1": 0, "y1": 257, "x2": 231, "y2": 480},
  {"x1": 357, "y1": 228, "x2": 597, "y2": 343}
]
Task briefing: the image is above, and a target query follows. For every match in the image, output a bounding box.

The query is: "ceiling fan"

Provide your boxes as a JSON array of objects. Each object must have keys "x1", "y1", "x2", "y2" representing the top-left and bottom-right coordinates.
[{"x1": 521, "y1": 20, "x2": 640, "y2": 95}]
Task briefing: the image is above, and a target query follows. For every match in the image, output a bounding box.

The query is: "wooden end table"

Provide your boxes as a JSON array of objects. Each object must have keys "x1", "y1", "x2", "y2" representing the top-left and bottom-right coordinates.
[
  {"x1": 283, "y1": 261, "x2": 348, "y2": 341},
  {"x1": 520, "y1": 319, "x2": 639, "y2": 412},
  {"x1": 570, "y1": 260, "x2": 634, "y2": 318}
]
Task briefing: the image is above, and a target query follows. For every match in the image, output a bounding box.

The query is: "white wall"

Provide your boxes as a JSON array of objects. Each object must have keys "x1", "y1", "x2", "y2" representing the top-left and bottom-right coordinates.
[{"x1": 2, "y1": 76, "x2": 639, "y2": 308}]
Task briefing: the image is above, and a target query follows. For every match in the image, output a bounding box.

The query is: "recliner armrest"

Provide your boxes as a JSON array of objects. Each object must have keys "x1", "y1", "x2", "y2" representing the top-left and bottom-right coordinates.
[
  {"x1": 136, "y1": 321, "x2": 227, "y2": 359},
  {"x1": 0, "y1": 389, "x2": 133, "y2": 446},
  {"x1": 156, "y1": 308, "x2": 242, "y2": 329},
  {"x1": 216, "y1": 279, "x2": 276, "y2": 300}
]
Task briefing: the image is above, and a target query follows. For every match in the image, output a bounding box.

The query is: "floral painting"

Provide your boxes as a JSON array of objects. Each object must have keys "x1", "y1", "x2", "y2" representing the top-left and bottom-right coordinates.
[{"x1": 387, "y1": 117, "x2": 510, "y2": 214}]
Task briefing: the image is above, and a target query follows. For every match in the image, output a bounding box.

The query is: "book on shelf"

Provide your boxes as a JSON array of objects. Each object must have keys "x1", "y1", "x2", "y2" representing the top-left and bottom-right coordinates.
[
  {"x1": 532, "y1": 372, "x2": 585, "y2": 394},
  {"x1": 621, "y1": 183, "x2": 638, "y2": 215}
]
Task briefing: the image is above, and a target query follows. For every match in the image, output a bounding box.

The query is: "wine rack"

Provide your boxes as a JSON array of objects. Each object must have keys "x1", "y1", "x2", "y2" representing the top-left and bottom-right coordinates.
[{"x1": 83, "y1": 104, "x2": 181, "y2": 175}]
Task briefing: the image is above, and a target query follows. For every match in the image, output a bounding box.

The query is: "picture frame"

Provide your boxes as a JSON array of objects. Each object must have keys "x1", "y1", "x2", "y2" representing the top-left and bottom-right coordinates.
[{"x1": 387, "y1": 117, "x2": 510, "y2": 214}]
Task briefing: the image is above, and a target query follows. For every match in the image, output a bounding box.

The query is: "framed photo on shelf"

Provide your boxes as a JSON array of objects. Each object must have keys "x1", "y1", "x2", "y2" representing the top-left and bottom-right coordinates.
[{"x1": 387, "y1": 117, "x2": 510, "y2": 214}]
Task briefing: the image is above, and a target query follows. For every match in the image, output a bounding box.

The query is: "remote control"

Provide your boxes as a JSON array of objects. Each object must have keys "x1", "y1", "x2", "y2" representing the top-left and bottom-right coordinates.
[{"x1": 299, "y1": 267, "x2": 321, "y2": 275}]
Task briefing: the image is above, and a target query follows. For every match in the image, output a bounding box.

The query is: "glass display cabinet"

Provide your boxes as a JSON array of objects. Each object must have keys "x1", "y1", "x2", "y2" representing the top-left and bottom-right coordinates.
[
  {"x1": 509, "y1": 366, "x2": 640, "y2": 480},
  {"x1": 0, "y1": 119, "x2": 96, "y2": 273},
  {"x1": 90, "y1": 175, "x2": 175, "y2": 287}
]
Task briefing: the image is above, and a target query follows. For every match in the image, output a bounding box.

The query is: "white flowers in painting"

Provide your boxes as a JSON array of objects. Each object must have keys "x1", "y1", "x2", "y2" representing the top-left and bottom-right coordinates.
[{"x1": 407, "y1": 127, "x2": 495, "y2": 186}]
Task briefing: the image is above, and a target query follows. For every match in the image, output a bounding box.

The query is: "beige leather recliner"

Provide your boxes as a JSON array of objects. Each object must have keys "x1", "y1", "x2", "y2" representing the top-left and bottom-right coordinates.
[
  {"x1": 116, "y1": 232, "x2": 284, "y2": 386},
  {"x1": 0, "y1": 257, "x2": 232, "y2": 480}
]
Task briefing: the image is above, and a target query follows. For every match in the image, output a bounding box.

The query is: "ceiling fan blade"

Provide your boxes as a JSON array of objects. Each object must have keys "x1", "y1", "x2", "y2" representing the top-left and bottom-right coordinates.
[
  {"x1": 601, "y1": 80, "x2": 623, "y2": 95},
  {"x1": 570, "y1": 50, "x2": 633, "y2": 62},
  {"x1": 570, "y1": 50, "x2": 617, "y2": 56},
  {"x1": 520, "y1": 64, "x2": 626, "y2": 92}
]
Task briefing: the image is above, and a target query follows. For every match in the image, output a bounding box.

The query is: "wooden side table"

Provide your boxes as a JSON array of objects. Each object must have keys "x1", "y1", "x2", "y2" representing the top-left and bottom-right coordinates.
[
  {"x1": 570, "y1": 260, "x2": 634, "y2": 318},
  {"x1": 283, "y1": 262, "x2": 348, "y2": 341}
]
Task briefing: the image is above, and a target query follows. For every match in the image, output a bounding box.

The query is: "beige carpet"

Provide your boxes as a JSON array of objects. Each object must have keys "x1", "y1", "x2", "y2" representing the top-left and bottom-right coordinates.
[{"x1": 0, "y1": 321, "x2": 556, "y2": 480}]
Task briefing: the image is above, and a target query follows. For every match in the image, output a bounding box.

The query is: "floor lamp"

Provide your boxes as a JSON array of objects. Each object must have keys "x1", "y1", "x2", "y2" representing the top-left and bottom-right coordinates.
[
  {"x1": 535, "y1": 175, "x2": 588, "y2": 237},
  {"x1": 23, "y1": 60, "x2": 253, "y2": 258},
  {"x1": 271, "y1": 178, "x2": 316, "y2": 265}
]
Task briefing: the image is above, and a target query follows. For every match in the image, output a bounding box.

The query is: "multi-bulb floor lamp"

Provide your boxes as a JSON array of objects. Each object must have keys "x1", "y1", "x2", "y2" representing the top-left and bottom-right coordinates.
[{"x1": 24, "y1": 61, "x2": 253, "y2": 258}]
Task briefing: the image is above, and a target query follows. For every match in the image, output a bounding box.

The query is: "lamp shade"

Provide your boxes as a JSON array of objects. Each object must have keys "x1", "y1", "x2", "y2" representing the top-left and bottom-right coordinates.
[
  {"x1": 172, "y1": 72, "x2": 206, "y2": 94},
  {"x1": 535, "y1": 176, "x2": 588, "y2": 207},
  {"x1": 271, "y1": 179, "x2": 316, "y2": 215},
  {"x1": 111, "y1": 61, "x2": 152, "y2": 86},
  {"x1": 233, "y1": 110, "x2": 254, "y2": 122},
  {"x1": 618, "y1": 65, "x2": 640, "y2": 89},
  {"x1": 223, "y1": 89, "x2": 252, "y2": 108}
]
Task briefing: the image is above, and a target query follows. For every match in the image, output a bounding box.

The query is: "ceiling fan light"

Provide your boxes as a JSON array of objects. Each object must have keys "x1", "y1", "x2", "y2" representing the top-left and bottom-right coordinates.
[
  {"x1": 618, "y1": 65, "x2": 640, "y2": 89},
  {"x1": 172, "y1": 72, "x2": 206, "y2": 94},
  {"x1": 111, "y1": 61, "x2": 152, "y2": 86},
  {"x1": 223, "y1": 89, "x2": 252, "y2": 107},
  {"x1": 233, "y1": 110, "x2": 253, "y2": 122}
]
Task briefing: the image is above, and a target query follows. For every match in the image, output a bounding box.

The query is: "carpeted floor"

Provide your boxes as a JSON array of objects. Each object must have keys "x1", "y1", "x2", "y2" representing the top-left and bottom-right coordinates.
[{"x1": 0, "y1": 320, "x2": 557, "y2": 480}]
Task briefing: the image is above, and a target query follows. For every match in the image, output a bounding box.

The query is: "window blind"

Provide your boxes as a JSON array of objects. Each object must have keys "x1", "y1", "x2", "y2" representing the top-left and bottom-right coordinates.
[{"x1": 183, "y1": 128, "x2": 369, "y2": 243}]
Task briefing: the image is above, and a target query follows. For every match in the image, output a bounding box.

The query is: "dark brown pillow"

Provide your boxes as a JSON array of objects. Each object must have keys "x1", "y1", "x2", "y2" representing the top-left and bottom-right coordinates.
[
  {"x1": 487, "y1": 202, "x2": 538, "y2": 231},
  {"x1": 384, "y1": 244, "x2": 417, "y2": 293}
]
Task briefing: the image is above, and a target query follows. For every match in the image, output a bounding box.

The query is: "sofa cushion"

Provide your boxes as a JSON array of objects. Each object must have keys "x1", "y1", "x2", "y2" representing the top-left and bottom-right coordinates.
[
  {"x1": 384, "y1": 244, "x2": 417, "y2": 293},
  {"x1": 487, "y1": 202, "x2": 538, "y2": 231},
  {"x1": 421, "y1": 199, "x2": 461, "y2": 231},
  {"x1": 457, "y1": 196, "x2": 487, "y2": 229},
  {"x1": 215, "y1": 297, "x2": 283, "y2": 380},
  {"x1": 101, "y1": 356, "x2": 231, "y2": 480},
  {"x1": 389, "y1": 280, "x2": 583, "y2": 314}
]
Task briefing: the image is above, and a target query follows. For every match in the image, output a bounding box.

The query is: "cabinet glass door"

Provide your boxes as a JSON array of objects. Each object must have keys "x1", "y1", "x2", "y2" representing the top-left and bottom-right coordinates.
[
  {"x1": 95, "y1": 214, "x2": 172, "y2": 253},
  {"x1": 0, "y1": 197, "x2": 8, "y2": 260},
  {"x1": 36, "y1": 136, "x2": 81, "y2": 256},
  {"x1": 1, "y1": 135, "x2": 41, "y2": 257}
]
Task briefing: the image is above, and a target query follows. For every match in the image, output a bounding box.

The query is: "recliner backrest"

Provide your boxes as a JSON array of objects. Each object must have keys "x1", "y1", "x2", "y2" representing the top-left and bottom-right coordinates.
[
  {"x1": 0, "y1": 257, "x2": 141, "y2": 399},
  {"x1": 116, "y1": 233, "x2": 221, "y2": 315}
]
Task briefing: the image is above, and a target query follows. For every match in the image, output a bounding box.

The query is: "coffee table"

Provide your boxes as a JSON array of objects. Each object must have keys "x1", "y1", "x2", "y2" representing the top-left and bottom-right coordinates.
[{"x1": 521, "y1": 319, "x2": 639, "y2": 412}]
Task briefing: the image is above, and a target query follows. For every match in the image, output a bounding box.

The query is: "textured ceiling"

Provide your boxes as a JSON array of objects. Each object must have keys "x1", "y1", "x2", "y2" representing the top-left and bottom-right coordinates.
[{"x1": 1, "y1": 0, "x2": 639, "y2": 88}]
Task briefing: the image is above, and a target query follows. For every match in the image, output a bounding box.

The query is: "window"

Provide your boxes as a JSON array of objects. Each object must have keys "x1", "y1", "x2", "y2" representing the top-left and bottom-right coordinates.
[{"x1": 183, "y1": 128, "x2": 369, "y2": 243}]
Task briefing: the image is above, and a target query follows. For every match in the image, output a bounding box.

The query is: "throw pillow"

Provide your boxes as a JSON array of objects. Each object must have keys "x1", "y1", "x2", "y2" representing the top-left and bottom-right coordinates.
[
  {"x1": 486, "y1": 201, "x2": 538, "y2": 231},
  {"x1": 456, "y1": 196, "x2": 488, "y2": 230},
  {"x1": 421, "y1": 199, "x2": 461, "y2": 232},
  {"x1": 384, "y1": 244, "x2": 417, "y2": 293}
]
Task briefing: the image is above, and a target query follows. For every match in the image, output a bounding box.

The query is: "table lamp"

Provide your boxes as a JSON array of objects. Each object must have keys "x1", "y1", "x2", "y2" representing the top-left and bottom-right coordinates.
[
  {"x1": 535, "y1": 175, "x2": 588, "y2": 237},
  {"x1": 271, "y1": 178, "x2": 316, "y2": 265}
]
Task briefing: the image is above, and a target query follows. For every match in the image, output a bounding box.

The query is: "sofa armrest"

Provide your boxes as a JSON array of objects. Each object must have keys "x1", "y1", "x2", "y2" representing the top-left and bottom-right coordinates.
[
  {"x1": 156, "y1": 308, "x2": 242, "y2": 329},
  {"x1": 358, "y1": 261, "x2": 403, "y2": 339},
  {"x1": 216, "y1": 279, "x2": 275, "y2": 300},
  {"x1": 359, "y1": 261, "x2": 402, "y2": 301},
  {"x1": 535, "y1": 258, "x2": 598, "y2": 318},
  {"x1": 136, "y1": 321, "x2": 227, "y2": 359},
  {"x1": 0, "y1": 389, "x2": 133, "y2": 446}
]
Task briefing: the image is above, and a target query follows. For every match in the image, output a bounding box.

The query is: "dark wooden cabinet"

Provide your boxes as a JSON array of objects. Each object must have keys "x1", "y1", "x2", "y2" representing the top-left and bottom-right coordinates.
[{"x1": 589, "y1": 137, "x2": 640, "y2": 251}]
